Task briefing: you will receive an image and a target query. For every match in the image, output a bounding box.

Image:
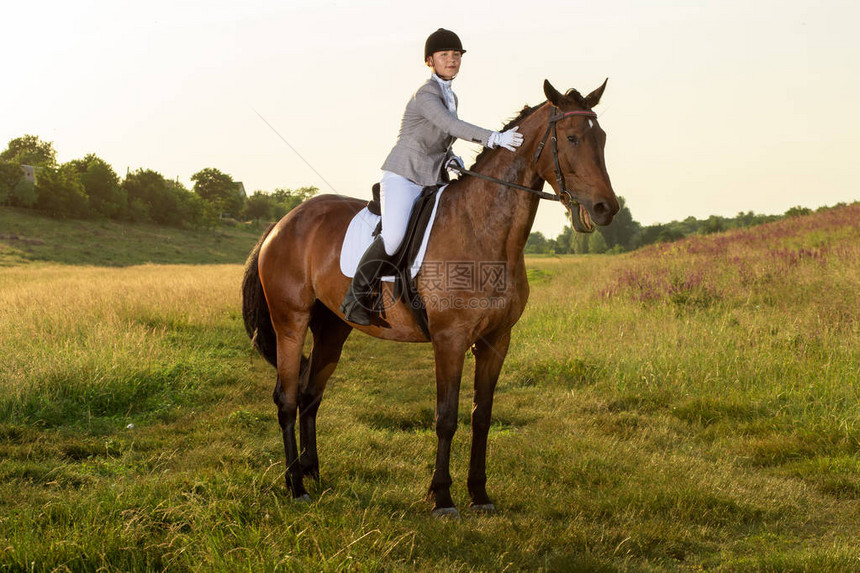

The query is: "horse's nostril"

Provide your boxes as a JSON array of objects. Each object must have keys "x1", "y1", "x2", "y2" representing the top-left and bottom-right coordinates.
[{"x1": 593, "y1": 202, "x2": 609, "y2": 217}]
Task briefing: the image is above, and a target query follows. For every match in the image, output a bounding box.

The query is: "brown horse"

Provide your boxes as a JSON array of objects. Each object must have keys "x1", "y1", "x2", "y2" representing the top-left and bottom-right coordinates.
[{"x1": 242, "y1": 79, "x2": 618, "y2": 516}]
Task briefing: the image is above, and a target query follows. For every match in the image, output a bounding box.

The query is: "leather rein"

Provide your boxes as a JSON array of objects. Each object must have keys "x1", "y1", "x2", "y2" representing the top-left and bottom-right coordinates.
[{"x1": 450, "y1": 107, "x2": 599, "y2": 232}]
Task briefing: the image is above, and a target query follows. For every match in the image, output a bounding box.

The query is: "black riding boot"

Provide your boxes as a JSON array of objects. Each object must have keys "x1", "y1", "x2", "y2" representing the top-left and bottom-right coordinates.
[{"x1": 339, "y1": 236, "x2": 390, "y2": 326}]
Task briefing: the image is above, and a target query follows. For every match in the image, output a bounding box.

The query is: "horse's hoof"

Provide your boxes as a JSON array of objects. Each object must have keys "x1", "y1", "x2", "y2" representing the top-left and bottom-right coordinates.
[
  {"x1": 432, "y1": 506, "x2": 460, "y2": 519},
  {"x1": 293, "y1": 494, "x2": 312, "y2": 503},
  {"x1": 470, "y1": 503, "x2": 496, "y2": 513}
]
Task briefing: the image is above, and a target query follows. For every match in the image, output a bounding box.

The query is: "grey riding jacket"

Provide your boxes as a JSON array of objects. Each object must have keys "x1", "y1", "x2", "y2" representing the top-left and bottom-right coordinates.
[{"x1": 381, "y1": 75, "x2": 493, "y2": 187}]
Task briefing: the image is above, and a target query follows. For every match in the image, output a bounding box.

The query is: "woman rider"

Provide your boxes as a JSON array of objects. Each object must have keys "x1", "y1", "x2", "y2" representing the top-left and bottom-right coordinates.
[{"x1": 340, "y1": 28, "x2": 524, "y2": 325}]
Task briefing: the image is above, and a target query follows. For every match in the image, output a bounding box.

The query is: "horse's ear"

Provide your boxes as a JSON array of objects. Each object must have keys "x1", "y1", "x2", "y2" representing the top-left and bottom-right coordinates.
[
  {"x1": 585, "y1": 78, "x2": 608, "y2": 108},
  {"x1": 544, "y1": 80, "x2": 563, "y2": 106}
]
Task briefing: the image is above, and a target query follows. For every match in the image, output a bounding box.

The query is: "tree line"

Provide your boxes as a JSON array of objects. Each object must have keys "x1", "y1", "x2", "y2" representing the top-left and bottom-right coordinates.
[
  {"x1": 4, "y1": 134, "x2": 844, "y2": 251},
  {"x1": 525, "y1": 197, "x2": 848, "y2": 255},
  {"x1": 0, "y1": 135, "x2": 316, "y2": 227}
]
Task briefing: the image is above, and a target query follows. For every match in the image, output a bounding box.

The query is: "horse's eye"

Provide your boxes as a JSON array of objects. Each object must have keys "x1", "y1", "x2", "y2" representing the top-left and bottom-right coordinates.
[{"x1": 567, "y1": 135, "x2": 580, "y2": 146}]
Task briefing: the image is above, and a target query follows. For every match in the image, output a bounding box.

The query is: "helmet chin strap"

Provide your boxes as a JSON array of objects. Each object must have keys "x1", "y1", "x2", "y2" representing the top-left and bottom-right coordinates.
[
  {"x1": 430, "y1": 70, "x2": 456, "y2": 81},
  {"x1": 433, "y1": 66, "x2": 457, "y2": 81}
]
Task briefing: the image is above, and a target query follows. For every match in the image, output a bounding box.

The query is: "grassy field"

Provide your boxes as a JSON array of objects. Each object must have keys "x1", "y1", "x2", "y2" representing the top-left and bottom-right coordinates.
[
  {"x1": 0, "y1": 204, "x2": 858, "y2": 571},
  {"x1": 0, "y1": 207, "x2": 262, "y2": 266}
]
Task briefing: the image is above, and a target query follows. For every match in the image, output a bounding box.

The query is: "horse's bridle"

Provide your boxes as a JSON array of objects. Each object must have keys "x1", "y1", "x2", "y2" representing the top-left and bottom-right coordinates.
[{"x1": 450, "y1": 106, "x2": 599, "y2": 233}]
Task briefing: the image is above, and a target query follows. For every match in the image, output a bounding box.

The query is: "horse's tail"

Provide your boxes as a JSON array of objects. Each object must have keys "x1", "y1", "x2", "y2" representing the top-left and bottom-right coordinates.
[{"x1": 242, "y1": 223, "x2": 278, "y2": 367}]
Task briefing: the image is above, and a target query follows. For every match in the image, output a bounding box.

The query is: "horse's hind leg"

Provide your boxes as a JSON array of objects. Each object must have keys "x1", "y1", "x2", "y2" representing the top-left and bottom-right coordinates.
[
  {"x1": 298, "y1": 303, "x2": 352, "y2": 481},
  {"x1": 271, "y1": 309, "x2": 313, "y2": 499}
]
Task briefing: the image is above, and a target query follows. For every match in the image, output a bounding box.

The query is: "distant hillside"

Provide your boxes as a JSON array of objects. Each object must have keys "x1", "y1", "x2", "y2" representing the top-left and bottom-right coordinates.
[
  {"x1": 631, "y1": 201, "x2": 859, "y2": 262},
  {"x1": 4, "y1": 203, "x2": 857, "y2": 269},
  {"x1": 598, "y1": 202, "x2": 860, "y2": 309},
  {"x1": 0, "y1": 207, "x2": 264, "y2": 266}
]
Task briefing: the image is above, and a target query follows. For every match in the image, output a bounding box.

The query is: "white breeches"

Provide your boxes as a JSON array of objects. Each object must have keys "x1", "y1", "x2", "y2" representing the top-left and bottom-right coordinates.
[{"x1": 379, "y1": 171, "x2": 424, "y2": 256}]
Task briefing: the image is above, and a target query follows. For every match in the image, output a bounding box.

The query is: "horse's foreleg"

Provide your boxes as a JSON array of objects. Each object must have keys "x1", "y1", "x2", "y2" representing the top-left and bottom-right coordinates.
[
  {"x1": 299, "y1": 307, "x2": 352, "y2": 481},
  {"x1": 272, "y1": 316, "x2": 312, "y2": 500},
  {"x1": 468, "y1": 330, "x2": 511, "y2": 510},
  {"x1": 428, "y1": 334, "x2": 467, "y2": 517}
]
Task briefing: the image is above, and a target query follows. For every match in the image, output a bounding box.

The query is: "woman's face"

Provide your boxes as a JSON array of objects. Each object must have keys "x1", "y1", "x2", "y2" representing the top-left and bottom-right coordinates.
[{"x1": 427, "y1": 50, "x2": 462, "y2": 80}]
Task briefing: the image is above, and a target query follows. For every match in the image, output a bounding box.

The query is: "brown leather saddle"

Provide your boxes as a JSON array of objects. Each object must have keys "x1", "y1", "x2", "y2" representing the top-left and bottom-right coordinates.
[{"x1": 363, "y1": 182, "x2": 443, "y2": 339}]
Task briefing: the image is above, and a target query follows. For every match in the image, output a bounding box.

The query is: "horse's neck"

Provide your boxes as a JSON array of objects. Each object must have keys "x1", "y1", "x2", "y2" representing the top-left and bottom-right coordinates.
[
  {"x1": 452, "y1": 105, "x2": 549, "y2": 257},
  {"x1": 461, "y1": 155, "x2": 541, "y2": 253}
]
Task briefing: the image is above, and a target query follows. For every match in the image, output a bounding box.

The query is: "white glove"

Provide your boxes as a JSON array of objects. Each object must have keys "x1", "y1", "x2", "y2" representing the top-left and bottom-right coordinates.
[
  {"x1": 488, "y1": 126, "x2": 523, "y2": 151},
  {"x1": 445, "y1": 155, "x2": 465, "y2": 171}
]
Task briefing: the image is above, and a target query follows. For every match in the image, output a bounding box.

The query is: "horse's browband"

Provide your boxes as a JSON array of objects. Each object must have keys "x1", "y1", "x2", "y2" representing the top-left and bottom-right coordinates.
[{"x1": 551, "y1": 110, "x2": 598, "y2": 122}]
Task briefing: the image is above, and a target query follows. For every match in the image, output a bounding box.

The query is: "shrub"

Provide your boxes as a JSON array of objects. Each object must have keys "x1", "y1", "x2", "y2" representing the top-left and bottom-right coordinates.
[{"x1": 34, "y1": 164, "x2": 89, "y2": 218}]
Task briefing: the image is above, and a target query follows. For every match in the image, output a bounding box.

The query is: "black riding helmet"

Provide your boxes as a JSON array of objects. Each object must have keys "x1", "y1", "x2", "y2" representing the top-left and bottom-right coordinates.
[{"x1": 424, "y1": 28, "x2": 466, "y2": 60}]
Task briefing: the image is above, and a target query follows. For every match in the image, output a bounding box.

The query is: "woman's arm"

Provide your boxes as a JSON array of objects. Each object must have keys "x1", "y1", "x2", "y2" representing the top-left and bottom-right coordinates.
[{"x1": 414, "y1": 90, "x2": 493, "y2": 146}]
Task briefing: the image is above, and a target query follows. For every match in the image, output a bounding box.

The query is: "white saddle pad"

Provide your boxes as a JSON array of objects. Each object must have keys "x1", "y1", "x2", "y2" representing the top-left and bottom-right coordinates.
[{"x1": 339, "y1": 186, "x2": 446, "y2": 281}]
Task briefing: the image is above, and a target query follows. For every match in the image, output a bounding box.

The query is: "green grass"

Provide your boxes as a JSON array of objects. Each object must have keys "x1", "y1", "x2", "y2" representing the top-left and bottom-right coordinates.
[
  {"x1": 0, "y1": 206, "x2": 858, "y2": 571},
  {"x1": 0, "y1": 206, "x2": 262, "y2": 266}
]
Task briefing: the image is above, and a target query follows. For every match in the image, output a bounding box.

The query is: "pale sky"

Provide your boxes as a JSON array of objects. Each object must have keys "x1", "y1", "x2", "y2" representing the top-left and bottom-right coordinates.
[{"x1": 3, "y1": 0, "x2": 858, "y2": 237}]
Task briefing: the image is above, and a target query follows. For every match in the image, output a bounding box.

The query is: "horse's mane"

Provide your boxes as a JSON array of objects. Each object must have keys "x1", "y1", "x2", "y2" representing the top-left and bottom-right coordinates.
[
  {"x1": 469, "y1": 102, "x2": 544, "y2": 169},
  {"x1": 469, "y1": 88, "x2": 591, "y2": 170}
]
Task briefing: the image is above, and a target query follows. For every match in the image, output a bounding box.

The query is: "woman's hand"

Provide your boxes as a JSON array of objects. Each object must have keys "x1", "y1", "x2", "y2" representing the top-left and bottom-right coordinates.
[
  {"x1": 445, "y1": 155, "x2": 465, "y2": 172},
  {"x1": 489, "y1": 127, "x2": 523, "y2": 151}
]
